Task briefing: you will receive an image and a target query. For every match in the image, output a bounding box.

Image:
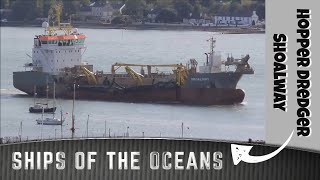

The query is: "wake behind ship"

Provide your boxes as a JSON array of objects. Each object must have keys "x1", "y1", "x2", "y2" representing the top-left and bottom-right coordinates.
[{"x1": 13, "y1": 5, "x2": 254, "y2": 105}]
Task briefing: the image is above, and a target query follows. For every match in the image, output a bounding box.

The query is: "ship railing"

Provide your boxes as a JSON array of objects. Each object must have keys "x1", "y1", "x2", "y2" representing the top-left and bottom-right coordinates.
[
  {"x1": 111, "y1": 72, "x2": 173, "y2": 77},
  {"x1": 0, "y1": 136, "x2": 265, "y2": 145},
  {"x1": 24, "y1": 63, "x2": 43, "y2": 68}
]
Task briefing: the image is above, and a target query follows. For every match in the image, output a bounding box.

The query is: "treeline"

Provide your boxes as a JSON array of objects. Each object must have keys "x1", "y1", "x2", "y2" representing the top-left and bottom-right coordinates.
[
  {"x1": 1, "y1": 0, "x2": 92, "y2": 21},
  {"x1": 122, "y1": 0, "x2": 265, "y2": 23},
  {"x1": 1, "y1": 0, "x2": 265, "y2": 22}
]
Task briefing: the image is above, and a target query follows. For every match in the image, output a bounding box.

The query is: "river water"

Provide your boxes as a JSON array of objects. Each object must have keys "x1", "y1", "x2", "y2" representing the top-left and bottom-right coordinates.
[{"x1": 0, "y1": 27, "x2": 265, "y2": 141}]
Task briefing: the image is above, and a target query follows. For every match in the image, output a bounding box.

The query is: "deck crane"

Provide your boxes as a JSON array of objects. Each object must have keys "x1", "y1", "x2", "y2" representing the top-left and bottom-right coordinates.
[{"x1": 111, "y1": 63, "x2": 189, "y2": 86}]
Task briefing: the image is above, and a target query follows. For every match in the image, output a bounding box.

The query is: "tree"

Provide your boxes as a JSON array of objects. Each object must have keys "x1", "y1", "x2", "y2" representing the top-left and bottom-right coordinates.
[
  {"x1": 256, "y1": 3, "x2": 265, "y2": 20},
  {"x1": 192, "y1": 3, "x2": 201, "y2": 18},
  {"x1": 11, "y1": 0, "x2": 41, "y2": 21},
  {"x1": 174, "y1": 1, "x2": 193, "y2": 20},
  {"x1": 229, "y1": 1, "x2": 241, "y2": 16},
  {"x1": 80, "y1": 0, "x2": 91, "y2": 6},
  {"x1": 1, "y1": 0, "x2": 10, "y2": 8},
  {"x1": 200, "y1": 0, "x2": 215, "y2": 7},
  {"x1": 61, "y1": 0, "x2": 80, "y2": 20},
  {"x1": 94, "y1": 0, "x2": 108, "y2": 4},
  {"x1": 124, "y1": 0, "x2": 147, "y2": 19},
  {"x1": 155, "y1": 8, "x2": 177, "y2": 23},
  {"x1": 156, "y1": 0, "x2": 172, "y2": 8},
  {"x1": 112, "y1": 15, "x2": 133, "y2": 25},
  {"x1": 35, "y1": 0, "x2": 45, "y2": 17}
]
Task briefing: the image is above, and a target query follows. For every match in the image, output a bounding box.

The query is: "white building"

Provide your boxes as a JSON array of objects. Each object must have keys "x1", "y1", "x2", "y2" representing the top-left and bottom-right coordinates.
[
  {"x1": 91, "y1": 1, "x2": 125, "y2": 23},
  {"x1": 182, "y1": 18, "x2": 213, "y2": 26},
  {"x1": 214, "y1": 11, "x2": 259, "y2": 26}
]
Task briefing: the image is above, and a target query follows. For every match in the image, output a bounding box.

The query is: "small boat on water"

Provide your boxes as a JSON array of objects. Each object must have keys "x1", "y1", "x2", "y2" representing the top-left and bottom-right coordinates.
[
  {"x1": 36, "y1": 107, "x2": 65, "y2": 126},
  {"x1": 29, "y1": 82, "x2": 57, "y2": 113},
  {"x1": 29, "y1": 103, "x2": 57, "y2": 113},
  {"x1": 36, "y1": 83, "x2": 65, "y2": 126},
  {"x1": 36, "y1": 117, "x2": 64, "y2": 125}
]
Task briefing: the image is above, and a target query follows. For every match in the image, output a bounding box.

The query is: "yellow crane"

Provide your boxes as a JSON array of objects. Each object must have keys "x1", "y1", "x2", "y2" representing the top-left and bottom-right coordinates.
[
  {"x1": 111, "y1": 63, "x2": 189, "y2": 86},
  {"x1": 47, "y1": 1, "x2": 73, "y2": 35},
  {"x1": 80, "y1": 66, "x2": 98, "y2": 85},
  {"x1": 124, "y1": 66, "x2": 144, "y2": 84}
]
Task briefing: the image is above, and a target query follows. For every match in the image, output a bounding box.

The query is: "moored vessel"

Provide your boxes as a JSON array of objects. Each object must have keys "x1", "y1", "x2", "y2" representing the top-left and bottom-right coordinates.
[
  {"x1": 13, "y1": 3, "x2": 254, "y2": 106},
  {"x1": 36, "y1": 117, "x2": 64, "y2": 125}
]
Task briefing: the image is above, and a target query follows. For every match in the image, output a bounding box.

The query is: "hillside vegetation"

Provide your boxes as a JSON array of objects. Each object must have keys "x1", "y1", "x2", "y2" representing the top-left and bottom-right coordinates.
[{"x1": 1, "y1": 0, "x2": 265, "y2": 22}]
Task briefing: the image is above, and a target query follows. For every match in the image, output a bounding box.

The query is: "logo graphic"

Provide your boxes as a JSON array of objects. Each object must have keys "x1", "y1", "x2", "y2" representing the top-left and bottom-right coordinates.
[{"x1": 231, "y1": 130, "x2": 294, "y2": 165}]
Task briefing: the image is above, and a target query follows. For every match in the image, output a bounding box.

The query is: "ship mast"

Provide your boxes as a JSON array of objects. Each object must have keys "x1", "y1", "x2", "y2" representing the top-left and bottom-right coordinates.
[
  {"x1": 47, "y1": 0, "x2": 63, "y2": 35},
  {"x1": 71, "y1": 84, "x2": 75, "y2": 138},
  {"x1": 46, "y1": 78, "x2": 49, "y2": 108},
  {"x1": 208, "y1": 37, "x2": 216, "y2": 55},
  {"x1": 52, "y1": 81, "x2": 56, "y2": 119},
  {"x1": 33, "y1": 85, "x2": 36, "y2": 106}
]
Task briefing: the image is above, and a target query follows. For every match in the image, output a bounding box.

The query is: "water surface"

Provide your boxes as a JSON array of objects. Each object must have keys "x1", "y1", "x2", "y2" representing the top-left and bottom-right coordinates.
[{"x1": 0, "y1": 27, "x2": 265, "y2": 140}]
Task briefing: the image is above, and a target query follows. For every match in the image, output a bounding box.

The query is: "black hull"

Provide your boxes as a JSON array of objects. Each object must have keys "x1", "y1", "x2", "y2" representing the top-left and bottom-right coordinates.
[
  {"x1": 59, "y1": 85, "x2": 245, "y2": 105},
  {"x1": 14, "y1": 71, "x2": 245, "y2": 105},
  {"x1": 29, "y1": 107, "x2": 57, "y2": 113}
]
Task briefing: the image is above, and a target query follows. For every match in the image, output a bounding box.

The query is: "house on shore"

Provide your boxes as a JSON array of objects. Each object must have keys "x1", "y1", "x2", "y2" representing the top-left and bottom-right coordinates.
[
  {"x1": 91, "y1": 1, "x2": 125, "y2": 23},
  {"x1": 214, "y1": 11, "x2": 259, "y2": 26},
  {"x1": 182, "y1": 18, "x2": 213, "y2": 26}
]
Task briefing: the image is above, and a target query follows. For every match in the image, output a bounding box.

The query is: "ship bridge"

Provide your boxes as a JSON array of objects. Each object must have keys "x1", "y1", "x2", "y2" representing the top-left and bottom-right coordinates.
[{"x1": 32, "y1": 21, "x2": 87, "y2": 75}]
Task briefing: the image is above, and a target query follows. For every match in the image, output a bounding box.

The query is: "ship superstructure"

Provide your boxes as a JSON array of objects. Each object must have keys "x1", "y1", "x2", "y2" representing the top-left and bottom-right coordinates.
[{"x1": 31, "y1": 24, "x2": 86, "y2": 75}]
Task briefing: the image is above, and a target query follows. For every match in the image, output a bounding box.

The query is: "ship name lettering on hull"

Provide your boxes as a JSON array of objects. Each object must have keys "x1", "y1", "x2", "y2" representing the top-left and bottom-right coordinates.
[{"x1": 191, "y1": 78, "x2": 210, "y2": 81}]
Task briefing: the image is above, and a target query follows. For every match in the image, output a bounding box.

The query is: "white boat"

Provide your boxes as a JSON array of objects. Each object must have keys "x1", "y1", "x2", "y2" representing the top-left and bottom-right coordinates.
[{"x1": 36, "y1": 117, "x2": 64, "y2": 125}]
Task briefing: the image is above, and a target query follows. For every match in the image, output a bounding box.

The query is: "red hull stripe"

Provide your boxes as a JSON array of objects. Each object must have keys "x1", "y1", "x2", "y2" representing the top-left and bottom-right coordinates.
[{"x1": 39, "y1": 34, "x2": 86, "y2": 41}]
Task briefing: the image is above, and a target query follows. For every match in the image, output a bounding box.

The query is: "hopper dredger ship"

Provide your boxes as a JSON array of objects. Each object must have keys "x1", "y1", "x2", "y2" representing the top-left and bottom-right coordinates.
[{"x1": 13, "y1": 7, "x2": 254, "y2": 105}]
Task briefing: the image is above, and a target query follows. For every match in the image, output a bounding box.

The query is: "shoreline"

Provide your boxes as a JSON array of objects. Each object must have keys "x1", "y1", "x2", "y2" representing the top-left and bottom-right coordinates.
[{"x1": 0, "y1": 21, "x2": 265, "y2": 34}]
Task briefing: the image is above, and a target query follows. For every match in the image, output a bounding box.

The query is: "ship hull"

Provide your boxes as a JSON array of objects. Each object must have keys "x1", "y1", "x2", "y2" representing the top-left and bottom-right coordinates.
[
  {"x1": 63, "y1": 87, "x2": 245, "y2": 105},
  {"x1": 29, "y1": 107, "x2": 57, "y2": 113},
  {"x1": 13, "y1": 71, "x2": 245, "y2": 105},
  {"x1": 13, "y1": 71, "x2": 55, "y2": 96}
]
